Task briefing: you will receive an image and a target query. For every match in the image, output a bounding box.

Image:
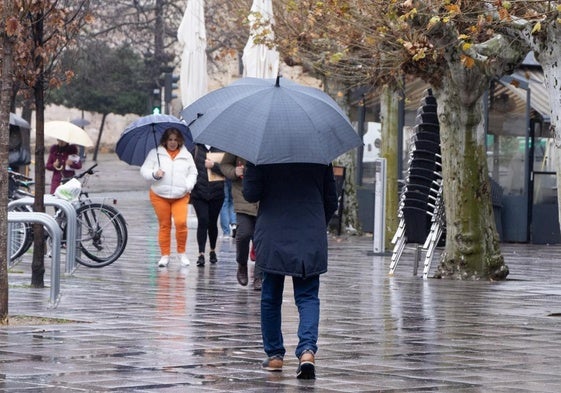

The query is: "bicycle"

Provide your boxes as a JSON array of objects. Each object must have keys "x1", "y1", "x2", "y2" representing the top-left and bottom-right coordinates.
[
  {"x1": 55, "y1": 163, "x2": 128, "y2": 267},
  {"x1": 8, "y1": 164, "x2": 128, "y2": 268}
]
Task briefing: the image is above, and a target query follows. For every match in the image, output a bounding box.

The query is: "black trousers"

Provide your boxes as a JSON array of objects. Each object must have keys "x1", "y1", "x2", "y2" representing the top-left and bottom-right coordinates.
[
  {"x1": 236, "y1": 213, "x2": 262, "y2": 277},
  {"x1": 191, "y1": 197, "x2": 224, "y2": 254}
]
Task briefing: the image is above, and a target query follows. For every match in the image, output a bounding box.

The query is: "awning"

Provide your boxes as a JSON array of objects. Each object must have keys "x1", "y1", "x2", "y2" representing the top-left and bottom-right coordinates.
[{"x1": 499, "y1": 69, "x2": 550, "y2": 121}]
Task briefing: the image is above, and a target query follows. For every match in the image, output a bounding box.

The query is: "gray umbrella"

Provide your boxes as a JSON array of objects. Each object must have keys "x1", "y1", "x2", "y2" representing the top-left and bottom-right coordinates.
[
  {"x1": 9, "y1": 113, "x2": 30, "y2": 129},
  {"x1": 180, "y1": 76, "x2": 362, "y2": 165},
  {"x1": 71, "y1": 118, "x2": 90, "y2": 128}
]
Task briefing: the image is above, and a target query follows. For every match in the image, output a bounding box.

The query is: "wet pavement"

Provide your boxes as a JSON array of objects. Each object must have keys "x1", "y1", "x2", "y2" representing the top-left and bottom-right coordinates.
[{"x1": 3, "y1": 154, "x2": 561, "y2": 392}]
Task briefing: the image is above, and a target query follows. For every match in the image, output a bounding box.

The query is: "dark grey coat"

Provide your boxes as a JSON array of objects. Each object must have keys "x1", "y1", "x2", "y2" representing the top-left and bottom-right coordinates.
[{"x1": 243, "y1": 163, "x2": 338, "y2": 278}]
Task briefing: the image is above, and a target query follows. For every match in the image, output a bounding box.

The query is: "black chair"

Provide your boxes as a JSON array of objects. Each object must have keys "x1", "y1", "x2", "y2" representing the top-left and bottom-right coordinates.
[
  {"x1": 417, "y1": 104, "x2": 438, "y2": 115},
  {"x1": 413, "y1": 131, "x2": 440, "y2": 144},
  {"x1": 415, "y1": 123, "x2": 440, "y2": 134},
  {"x1": 409, "y1": 160, "x2": 439, "y2": 172},
  {"x1": 402, "y1": 206, "x2": 432, "y2": 243},
  {"x1": 416, "y1": 112, "x2": 439, "y2": 124},
  {"x1": 406, "y1": 174, "x2": 437, "y2": 189},
  {"x1": 410, "y1": 150, "x2": 442, "y2": 165},
  {"x1": 402, "y1": 183, "x2": 439, "y2": 197},
  {"x1": 411, "y1": 140, "x2": 441, "y2": 154},
  {"x1": 421, "y1": 95, "x2": 437, "y2": 106},
  {"x1": 408, "y1": 166, "x2": 441, "y2": 180}
]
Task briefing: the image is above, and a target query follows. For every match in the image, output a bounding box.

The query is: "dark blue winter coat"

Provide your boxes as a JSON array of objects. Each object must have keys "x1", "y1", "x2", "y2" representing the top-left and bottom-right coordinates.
[{"x1": 243, "y1": 163, "x2": 338, "y2": 278}]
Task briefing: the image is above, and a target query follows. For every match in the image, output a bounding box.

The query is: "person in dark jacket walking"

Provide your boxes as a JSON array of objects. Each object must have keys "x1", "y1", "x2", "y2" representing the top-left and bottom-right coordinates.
[
  {"x1": 243, "y1": 162, "x2": 338, "y2": 380},
  {"x1": 190, "y1": 144, "x2": 225, "y2": 267},
  {"x1": 220, "y1": 153, "x2": 262, "y2": 290}
]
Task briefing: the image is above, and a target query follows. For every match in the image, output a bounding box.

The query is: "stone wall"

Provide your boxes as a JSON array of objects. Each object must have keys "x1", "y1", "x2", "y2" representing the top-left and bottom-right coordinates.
[{"x1": 31, "y1": 59, "x2": 320, "y2": 154}]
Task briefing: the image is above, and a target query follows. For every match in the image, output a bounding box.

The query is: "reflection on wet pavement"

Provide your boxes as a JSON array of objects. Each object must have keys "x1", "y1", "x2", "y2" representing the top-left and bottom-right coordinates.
[{"x1": 3, "y1": 155, "x2": 561, "y2": 392}]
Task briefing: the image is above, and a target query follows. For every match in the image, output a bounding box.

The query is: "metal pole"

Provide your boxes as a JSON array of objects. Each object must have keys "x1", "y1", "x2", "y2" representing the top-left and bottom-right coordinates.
[
  {"x1": 373, "y1": 158, "x2": 386, "y2": 254},
  {"x1": 356, "y1": 97, "x2": 366, "y2": 186}
]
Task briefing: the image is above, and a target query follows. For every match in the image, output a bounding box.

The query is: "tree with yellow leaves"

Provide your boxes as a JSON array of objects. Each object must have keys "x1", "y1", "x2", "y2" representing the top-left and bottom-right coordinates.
[{"x1": 272, "y1": 0, "x2": 533, "y2": 279}]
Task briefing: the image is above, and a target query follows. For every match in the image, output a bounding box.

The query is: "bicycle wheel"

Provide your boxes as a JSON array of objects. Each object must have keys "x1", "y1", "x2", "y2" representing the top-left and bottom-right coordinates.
[
  {"x1": 75, "y1": 203, "x2": 128, "y2": 267},
  {"x1": 9, "y1": 206, "x2": 34, "y2": 263},
  {"x1": 9, "y1": 221, "x2": 33, "y2": 264}
]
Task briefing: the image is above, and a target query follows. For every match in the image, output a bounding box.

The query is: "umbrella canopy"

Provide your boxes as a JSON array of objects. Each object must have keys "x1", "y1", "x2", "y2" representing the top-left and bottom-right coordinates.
[
  {"x1": 44, "y1": 121, "x2": 94, "y2": 147},
  {"x1": 71, "y1": 118, "x2": 90, "y2": 128},
  {"x1": 177, "y1": 0, "x2": 208, "y2": 108},
  {"x1": 9, "y1": 113, "x2": 30, "y2": 129},
  {"x1": 180, "y1": 76, "x2": 362, "y2": 165},
  {"x1": 242, "y1": 0, "x2": 279, "y2": 79},
  {"x1": 115, "y1": 114, "x2": 194, "y2": 166}
]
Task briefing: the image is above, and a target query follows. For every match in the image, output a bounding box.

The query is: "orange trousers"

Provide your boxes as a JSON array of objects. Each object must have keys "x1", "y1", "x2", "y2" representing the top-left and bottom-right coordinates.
[{"x1": 149, "y1": 189, "x2": 190, "y2": 256}]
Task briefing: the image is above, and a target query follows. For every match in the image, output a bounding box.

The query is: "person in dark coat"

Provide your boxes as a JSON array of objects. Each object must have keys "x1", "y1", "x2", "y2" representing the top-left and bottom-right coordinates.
[
  {"x1": 243, "y1": 162, "x2": 338, "y2": 380},
  {"x1": 190, "y1": 144, "x2": 225, "y2": 266},
  {"x1": 220, "y1": 153, "x2": 262, "y2": 290}
]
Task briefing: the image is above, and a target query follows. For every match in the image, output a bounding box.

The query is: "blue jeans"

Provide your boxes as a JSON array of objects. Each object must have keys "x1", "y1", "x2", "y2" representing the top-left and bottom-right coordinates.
[
  {"x1": 261, "y1": 272, "x2": 320, "y2": 359},
  {"x1": 219, "y1": 180, "x2": 236, "y2": 234}
]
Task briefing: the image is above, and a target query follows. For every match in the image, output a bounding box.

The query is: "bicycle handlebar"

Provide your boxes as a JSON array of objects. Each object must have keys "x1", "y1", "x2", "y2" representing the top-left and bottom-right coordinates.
[
  {"x1": 61, "y1": 163, "x2": 98, "y2": 184},
  {"x1": 74, "y1": 163, "x2": 98, "y2": 179},
  {"x1": 8, "y1": 169, "x2": 33, "y2": 182}
]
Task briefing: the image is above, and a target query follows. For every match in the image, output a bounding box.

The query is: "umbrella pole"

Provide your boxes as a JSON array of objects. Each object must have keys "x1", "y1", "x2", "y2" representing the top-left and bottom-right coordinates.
[{"x1": 152, "y1": 125, "x2": 160, "y2": 167}]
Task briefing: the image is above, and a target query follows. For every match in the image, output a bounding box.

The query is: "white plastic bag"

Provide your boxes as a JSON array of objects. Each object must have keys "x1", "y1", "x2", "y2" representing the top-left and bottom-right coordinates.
[
  {"x1": 65, "y1": 154, "x2": 81, "y2": 170},
  {"x1": 54, "y1": 178, "x2": 82, "y2": 201}
]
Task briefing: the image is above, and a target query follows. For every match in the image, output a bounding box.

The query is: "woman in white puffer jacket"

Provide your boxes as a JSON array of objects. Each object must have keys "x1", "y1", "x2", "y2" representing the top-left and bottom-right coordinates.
[{"x1": 141, "y1": 128, "x2": 198, "y2": 267}]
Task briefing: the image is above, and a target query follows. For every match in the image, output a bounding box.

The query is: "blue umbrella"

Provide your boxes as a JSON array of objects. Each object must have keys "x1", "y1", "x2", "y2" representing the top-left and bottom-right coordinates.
[
  {"x1": 180, "y1": 76, "x2": 362, "y2": 165},
  {"x1": 115, "y1": 114, "x2": 194, "y2": 166}
]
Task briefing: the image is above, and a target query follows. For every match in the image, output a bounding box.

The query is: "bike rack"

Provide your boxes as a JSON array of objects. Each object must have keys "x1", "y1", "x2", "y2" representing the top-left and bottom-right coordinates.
[
  {"x1": 7, "y1": 211, "x2": 63, "y2": 308},
  {"x1": 8, "y1": 196, "x2": 78, "y2": 275}
]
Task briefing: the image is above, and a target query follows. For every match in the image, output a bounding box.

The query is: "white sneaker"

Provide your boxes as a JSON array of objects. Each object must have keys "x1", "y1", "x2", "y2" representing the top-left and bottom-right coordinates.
[
  {"x1": 180, "y1": 253, "x2": 190, "y2": 267},
  {"x1": 158, "y1": 255, "x2": 169, "y2": 267}
]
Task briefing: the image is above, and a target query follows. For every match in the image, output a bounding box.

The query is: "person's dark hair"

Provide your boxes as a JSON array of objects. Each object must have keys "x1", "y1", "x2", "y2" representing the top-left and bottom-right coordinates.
[{"x1": 160, "y1": 127, "x2": 184, "y2": 147}]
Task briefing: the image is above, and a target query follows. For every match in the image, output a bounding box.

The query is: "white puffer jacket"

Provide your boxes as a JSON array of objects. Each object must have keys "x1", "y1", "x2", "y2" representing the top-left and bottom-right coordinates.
[{"x1": 140, "y1": 146, "x2": 198, "y2": 199}]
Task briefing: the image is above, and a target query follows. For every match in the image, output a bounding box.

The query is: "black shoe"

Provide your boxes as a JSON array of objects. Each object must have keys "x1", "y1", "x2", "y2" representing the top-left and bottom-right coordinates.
[
  {"x1": 296, "y1": 350, "x2": 315, "y2": 380},
  {"x1": 237, "y1": 263, "x2": 248, "y2": 286},
  {"x1": 253, "y1": 276, "x2": 262, "y2": 291},
  {"x1": 196, "y1": 254, "x2": 205, "y2": 267},
  {"x1": 209, "y1": 251, "x2": 217, "y2": 264}
]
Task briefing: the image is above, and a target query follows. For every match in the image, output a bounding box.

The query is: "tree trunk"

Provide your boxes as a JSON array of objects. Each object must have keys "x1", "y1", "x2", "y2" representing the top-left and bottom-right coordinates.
[
  {"x1": 380, "y1": 84, "x2": 400, "y2": 250},
  {"x1": 434, "y1": 83, "x2": 507, "y2": 280},
  {"x1": 335, "y1": 150, "x2": 360, "y2": 233},
  {"x1": 31, "y1": 8, "x2": 47, "y2": 288},
  {"x1": 0, "y1": 0, "x2": 17, "y2": 324},
  {"x1": 92, "y1": 113, "x2": 108, "y2": 161}
]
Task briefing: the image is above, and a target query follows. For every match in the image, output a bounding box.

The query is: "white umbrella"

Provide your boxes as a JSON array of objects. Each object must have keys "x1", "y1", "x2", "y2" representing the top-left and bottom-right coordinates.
[
  {"x1": 177, "y1": 0, "x2": 208, "y2": 108},
  {"x1": 242, "y1": 0, "x2": 279, "y2": 79},
  {"x1": 44, "y1": 121, "x2": 94, "y2": 147}
]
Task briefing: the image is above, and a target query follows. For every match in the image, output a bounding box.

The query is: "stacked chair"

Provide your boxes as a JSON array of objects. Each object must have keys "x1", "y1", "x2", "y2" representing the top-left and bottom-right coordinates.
[{"x1": 389, "y1": 89, "x2": 446, "y2": 277}]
